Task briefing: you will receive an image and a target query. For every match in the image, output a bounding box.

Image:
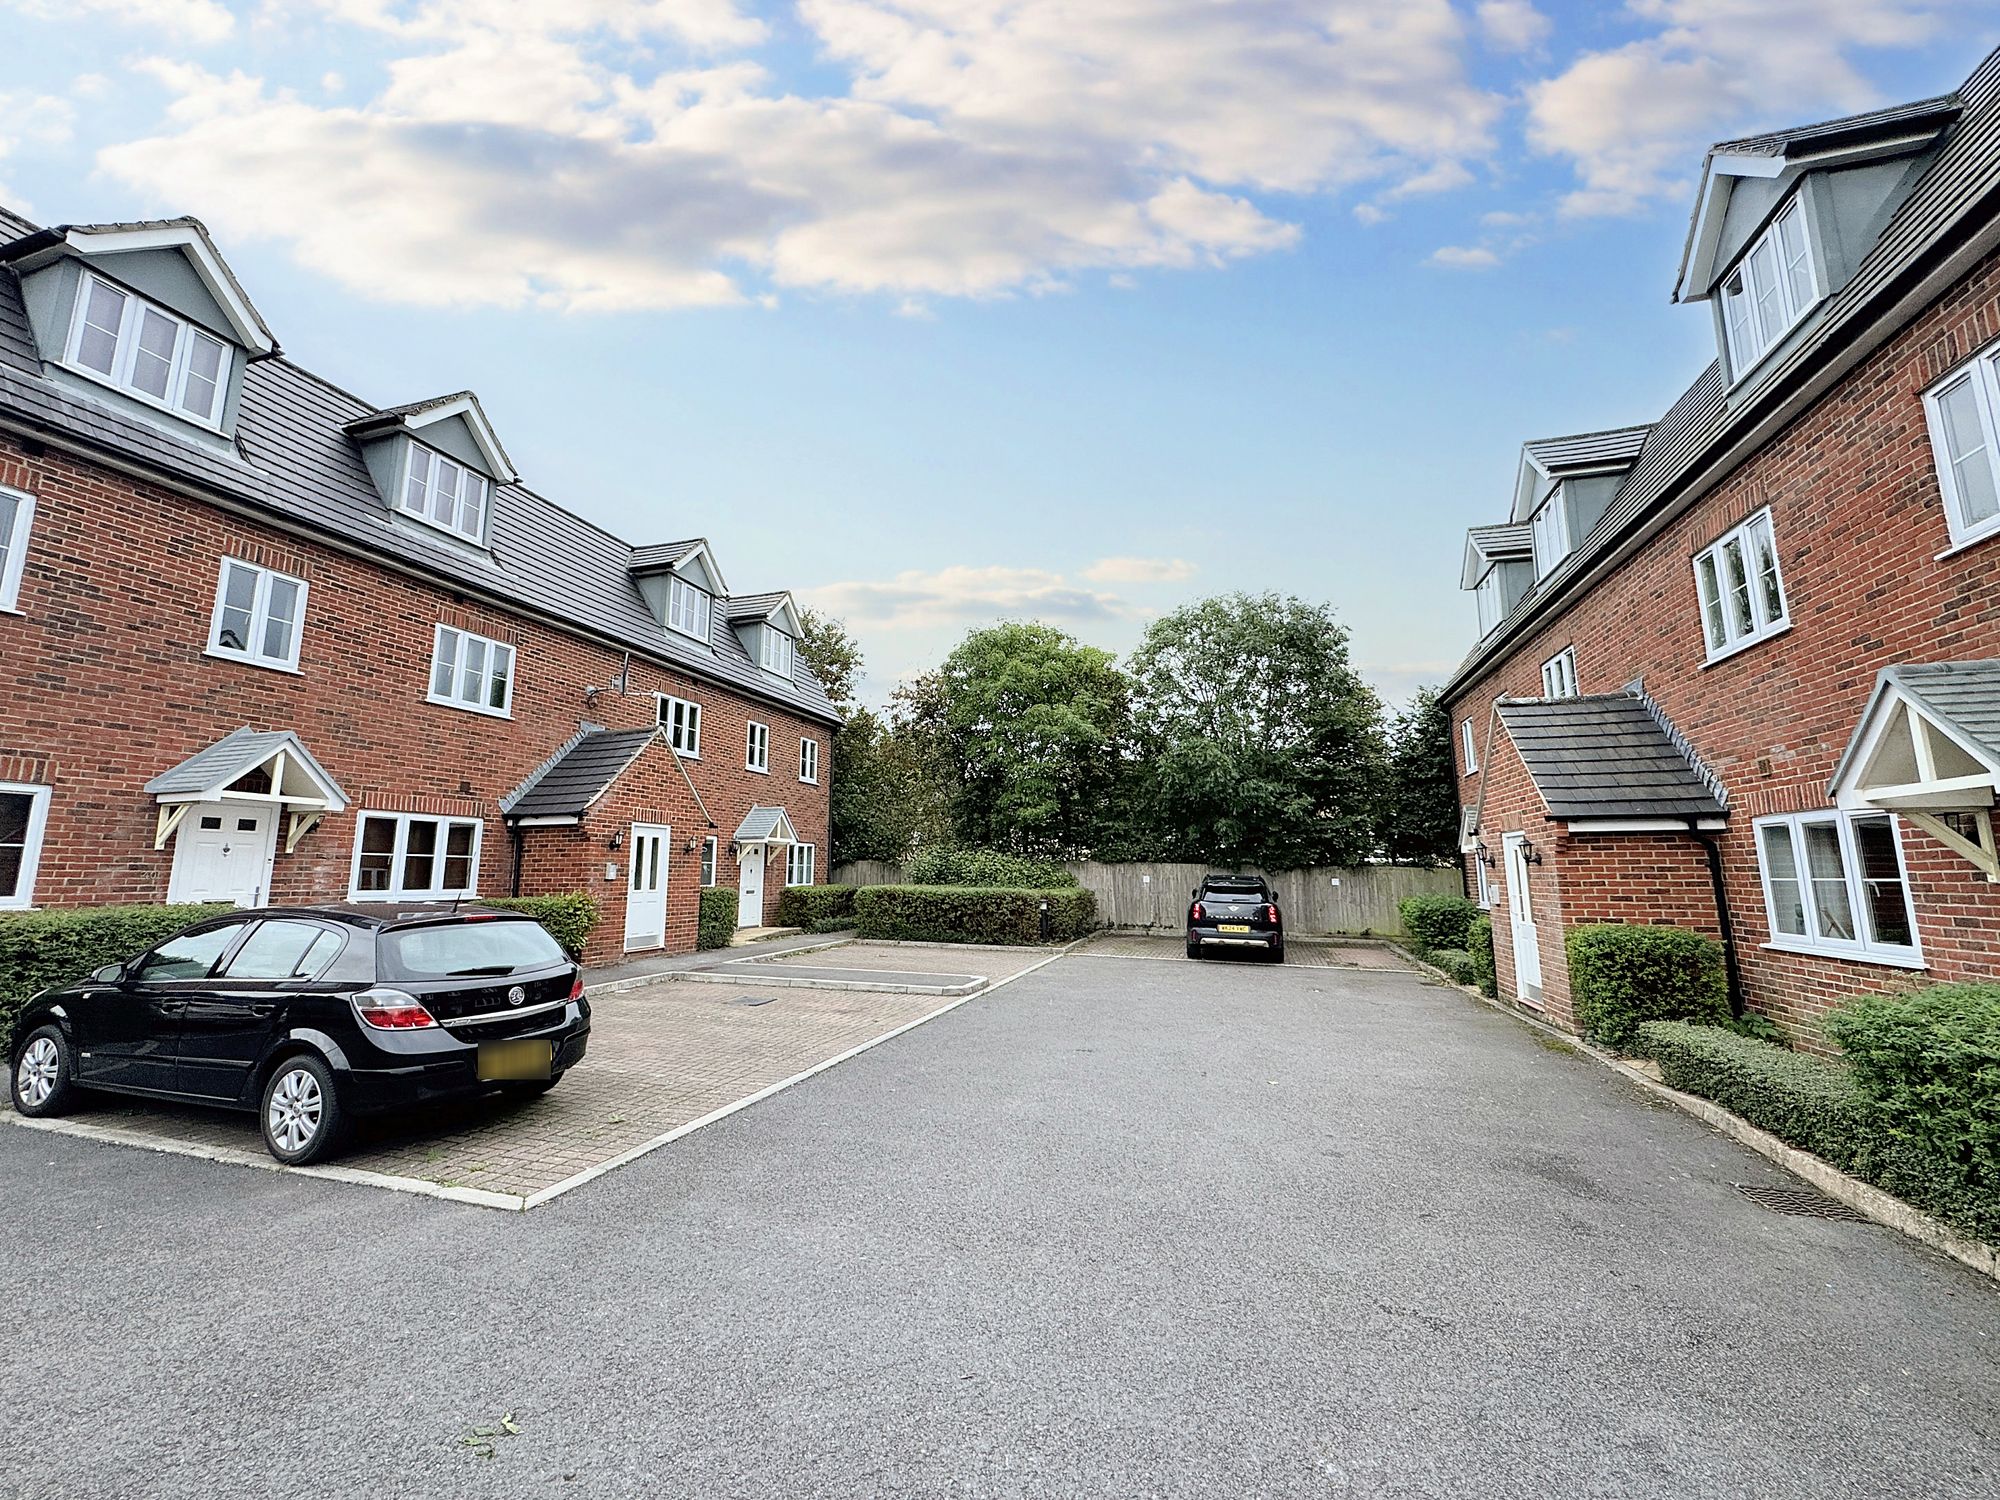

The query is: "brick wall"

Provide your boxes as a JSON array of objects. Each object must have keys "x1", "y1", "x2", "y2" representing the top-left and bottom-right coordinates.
[
  {"x1": 0, "y1": 435, "x2": 832, "y2": 961},
  {"x1": 1449, "y1": 244, "x2": 2000, "y2": 1042}
]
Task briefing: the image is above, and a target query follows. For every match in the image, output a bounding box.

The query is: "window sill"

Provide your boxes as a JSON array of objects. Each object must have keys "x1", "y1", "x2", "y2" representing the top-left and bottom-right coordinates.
[
  {"x1": 55, "y1": 356, "x2": 231, "y2": 437},
  {"x1": 1934, "y1": 521, "x2": 2000, "y2": 562},
  {"x1": 204, "y1": 647, "x2": 304, "y2": 676},
  {"x1": 391, "y1": 503, "x2": 489, "y2": 551},
  {"x1": 426, "y1": 693, "x2": 513, "y2": 720},
  {"x1": 799, "y1": 779, "x2": 818, "y2": 786},
  {"x1": 1761, "y1": 939, "x2": 1926, "y2": 972},
  {"x1": 0, "y1": 604, "x2": 23, "y2": 617},
  {"x1": 746, "y1": 765, "x2": 770, "y2": 776},
  {"x1": 349, "y1": 890, "x2": 481, "y2": 904},
  {"x1": 1700, "y1": 620, "x2": 1792, "y2": 669}
]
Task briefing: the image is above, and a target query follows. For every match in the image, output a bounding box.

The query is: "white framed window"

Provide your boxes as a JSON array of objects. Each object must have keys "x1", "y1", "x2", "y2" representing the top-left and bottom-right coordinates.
[
  {"x1": 1475, "y1": 571, "x2": 1503, "y2": 636},
  {"x1": 668, "y1": 576, "x2": 712, "y2": 641},
  {"x1": 1923, "y1": 347, "x2": 2000, "y2": 550},
  {"x1": 1754, "y1": 810, "x2": 1921, "y2": 967},
  {"x1": 1530, "y1": 493, "x2": 1570, "y2": 578},
  {"x1": 64, "y1": 272, "x2": 235, "y2": 427},
  {"x1": 399, "y1": 443, "x2": 490, "y2": 544},
  {"x1": 207, "y1": 558, "x2": 306, "y2": 672},
  {"x1": 0, "y1": 485, "x2": 35, "y2": 613},
  {"x1": 349, "y1": 813, "x2": 482, "y2": 900},
  {"x1": 1693, "y1": 509, "x2": 1788, "y2": 662},
  {"x1": 1540, "y1": 647, "x2": 1579, "y2": 700},
  {"x1": 1461, "y1": 718, "x2": 1479, "y2": 773},
  {"x1": 799, "y1": 737, "x2": 819, "y2": 784},
  {"x1": 700, "y1": 835, "x2": 718, "y2": 887},
  {"x1": 658, "y1": 695, "x2": 701, "y2": 757},
  {"x1": 761, "y1": 628, "x2": 795, "y2": 677},
  {"x1": 0, "y1": 780, "x2": 52, "y2": 910},
  {"x1": 786, "y1": 842, "x2": 815, "y2": 886},
  {"x1": 428, "y1": 624, "x2": 515, "y2": 717},
  {"x1": 746, "y1": 721, "x2": 770, "y2": 774},
  {"x1": 1719, "y1": 197, "x2": 1820, "y2": 379}
]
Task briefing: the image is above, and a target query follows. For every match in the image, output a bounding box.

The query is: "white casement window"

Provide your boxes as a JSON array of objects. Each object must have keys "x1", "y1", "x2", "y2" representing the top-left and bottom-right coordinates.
[
  {"x1": 207, "y1": 558, "x2": 307, "y2": 672},
  {"x1": 350, "y1": 813, "x2": 482, "y2": 900},
  {"x1": 1461, "y1": 718, "x2": 1479, "y2": 773},
  {"x1": 1754, "y1": 810, "x2": 1921, "y2": 967},
  {"x1": 700, "y1": 835, "x2": 718, "y2": 888},
  {"x1": 0, "y1": 485, "x2": 35, "y2": 613},
  {"x1": 746, "y1": 721, "x2": 770, "y2": 774},
  {"x1": 1530, "y1": 494, "x2": 1570, "y2": 579},
  {"x1": 400, "y1": 444, "x2": 491, "y2": 544},
  {"x1": 0, "y1": 781, "x2": 52, "y2": 910},
  {"x1": 65, "y1": 272, "x2": 234, "y2": 427},
  {"x1": 786, "y1": 843, "x2": 815, "y2": 886},
  {"x1": 1540, "y1": 647, "x2": 1579, "y2": 700},
  {"x1": 428, "y1": 625, "x2": 514, "y2": 717},
  {"x1": 761, "y1": 629, "x2": 795, "y2": 677},
  {"x1": 1692, "y1": 509, "x2": 1789, "y2": 662},
  {"x1": 799, "y1": 737, "x2": 819, "y2": 784},
  {"x1": 1475, "y1": 572, "x2": 1503, "y2": 636},
  {"x1": 667, "y1": 576, "x2": 712, "y2": 641},
  {"x1": 658, "y1": 694, "x2": 702, "y2": 757},
  {"x1": 1923, "y1": 347, "x2": 2000, "y2": 550},
  {"x1": 1719, "y1": 198, "x2": 1819, "y2": 379}
]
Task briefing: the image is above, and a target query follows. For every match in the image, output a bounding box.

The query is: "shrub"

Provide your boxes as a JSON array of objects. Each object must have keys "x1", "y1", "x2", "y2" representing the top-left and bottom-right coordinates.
[
  {"x1": 1467, "y1": 913, "x2": 1496, "y2": 997},
  {"x1": 1637, "y1": 1021, "x2": 1866, "y2": 1164},
  {"x1": 903, "y1": 847, "x2": 1078, "y2": 890},
  {"x1": 807, "y1": 916, "x2": 855, "y2": 935},
  {"x1": 1429, "y1": 947, "x2": 1477, "y2": 987},
  {"x1": 854, "y1": 885, "x2": 1096, "y2": 945},
  {"x1": 483, "y1": 893, "x2": 599, "y2": 958},
  {"x1": 1566, "y1": 923, "x2": 1728, "y2": 1051},
  {"x1": 775, "y1": 884, "x2": 858, "y2": 930},
  {"x1": 1398, "y1": 893, "x2": 1479, "y2": 954},
  {"x1": 1, "y1": 904, "x2": 228, "y2": 1056},
  {"x1": 697, "y1": 888, "x2": 737, "y2": 950}
]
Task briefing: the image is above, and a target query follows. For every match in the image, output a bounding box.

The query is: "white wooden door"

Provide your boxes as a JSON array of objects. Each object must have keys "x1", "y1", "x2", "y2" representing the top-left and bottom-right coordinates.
[
  {"x1": 623, "y1": 823, "x2": 669, "y2": 952},
  {"x1": 1503, "y1": 832, "x2": 1543, "y2": 1002},
  {"x1": 167, "y1": 803, "x2": 277, "y2": 907},
  {"x1": 737, "y1": 842, "x2": 765, "y2": 927}
]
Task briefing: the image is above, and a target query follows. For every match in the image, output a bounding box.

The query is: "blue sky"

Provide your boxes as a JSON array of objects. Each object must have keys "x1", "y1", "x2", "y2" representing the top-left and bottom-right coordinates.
[{"x1": 3, "y1": 1, "x2": 1995, "y2": 707}]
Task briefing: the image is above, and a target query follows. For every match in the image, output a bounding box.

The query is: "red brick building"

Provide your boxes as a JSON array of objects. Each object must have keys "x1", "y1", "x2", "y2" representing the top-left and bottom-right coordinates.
[
  {"x1": 1446, "y1": 53, "x2": 2000, "y2": 1044},
  {"x1": 0, "y1": 209, "x2": 837, "y2": 966}
]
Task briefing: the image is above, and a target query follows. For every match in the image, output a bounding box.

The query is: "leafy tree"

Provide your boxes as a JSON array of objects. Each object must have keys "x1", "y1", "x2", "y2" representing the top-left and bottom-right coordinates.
[
  {"x1": 935, "y1": 622, "x2": 1130, "y2": 859},
  {"x1": 1379, "y1": 686, "x2": 1461, "y2": 866},
  {"x1": 797, "y1": 607, "x2": 862, "y2": 712},
  {"x1": 1126, "y1": 593, "x2": 1386, "y2": 867}
]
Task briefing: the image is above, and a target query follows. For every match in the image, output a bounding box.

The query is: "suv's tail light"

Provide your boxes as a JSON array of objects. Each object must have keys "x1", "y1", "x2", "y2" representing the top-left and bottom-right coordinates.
[
  {"x1": 568, "y1": 974, "x2": 585, "y2": 1002},
  {"x1": 1191, "y1": 902, "x2": 1205, "y2": 922},
  {"x1": 352, "y1": 988, "x2": 437, "y2": 1030},
  {"x1": 1264, "y1": 904, "x2": 1280, "y2": 926}
]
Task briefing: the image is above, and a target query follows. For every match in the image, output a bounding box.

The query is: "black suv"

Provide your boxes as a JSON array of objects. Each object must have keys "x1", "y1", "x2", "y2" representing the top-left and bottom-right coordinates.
[
  {"x1": 8, "y1": 904, "x2": 591, "y2": 1164},
  {"x1": 1186, "y1": 874, "x2": 1284, "y2": 962}
]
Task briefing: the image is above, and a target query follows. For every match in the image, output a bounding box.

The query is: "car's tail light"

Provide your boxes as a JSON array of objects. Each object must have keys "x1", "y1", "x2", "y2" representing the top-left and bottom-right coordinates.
[
  {"x1": 1264, "y1": 904, "x2": 1280, "y2": 926},
  {"x1": 567, "y1": 973, "x2": 585, "y2": 1002},
  {"x1": 1191, "y1": 902, "x2": 1205, "y2": 922},
  {"x1": 352, "y1": 988, "x2": 437, "y2": 1030}
]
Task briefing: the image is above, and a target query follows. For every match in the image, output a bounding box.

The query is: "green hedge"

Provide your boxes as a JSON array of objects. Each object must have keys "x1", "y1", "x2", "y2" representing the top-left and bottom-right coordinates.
[
  {"x1": 774, "y1": 884, "x2": 858, "y2": 930},
  {"x1": 903, "y1": 847, "x2": 1078, "y2": 889},
  {"x1": 1566, "y1": 923, "x2": 1728, "y2": 1051},
  {"x1": 853, "y1": 885, "x2": 1096, "y2": 945},
  {"x1": 697, "y1": 888, "x2": 737, "y2": 951},
  {"x1": 1429, "y1": 947, "x2": 1477, "y2": 987},
  {"x1": 482, "y1": 893, "x2": 599, "y2": 958},
  {"x1": 1467, "y1": 913, "x2": 1497, "y2": 997},
  {"x1": 1638, "y1": 1021, "x2": 1866, "y2": 1163},
  {"x1": 1398, "y1": 893, "x2": 1480, "y2": 954},
  {"x1": 2, "y1": 903, "x2": 228, "y2": 1057}
]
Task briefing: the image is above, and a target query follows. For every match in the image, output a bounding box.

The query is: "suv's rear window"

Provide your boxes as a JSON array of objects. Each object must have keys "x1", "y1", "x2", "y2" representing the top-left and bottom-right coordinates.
[
  {"x1": 1202, "y1": 882, "x2": 1267, "y2": 902},
  {"x1": 380, "y1": 920, "x2": 567, "y2": 980}
]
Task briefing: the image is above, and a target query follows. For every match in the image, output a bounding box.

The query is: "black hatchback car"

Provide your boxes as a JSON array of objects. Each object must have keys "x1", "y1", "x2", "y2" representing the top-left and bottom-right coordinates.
[
  {"x1": 1186, "y1": 874, "x2": 1284, "y2": 962},
  {"x1": 8, "y1": 904, "x2": 591, "y2": 1165}
]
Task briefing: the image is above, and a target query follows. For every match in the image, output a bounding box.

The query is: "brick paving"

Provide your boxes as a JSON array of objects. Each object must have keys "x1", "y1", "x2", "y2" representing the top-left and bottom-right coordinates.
[
  {"x1": 1076, "y1": 932, "x2": 1420, "y2": 969},
  {"x1": 731, "y1": 940, "x2": 1052, "y2": 980}
]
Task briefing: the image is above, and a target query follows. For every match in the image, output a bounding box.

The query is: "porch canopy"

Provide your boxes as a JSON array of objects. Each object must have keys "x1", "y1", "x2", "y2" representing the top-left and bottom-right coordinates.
[
  {"x1": 1830, "y1": 661, "x2": 2000, "y2": 880},
  {"x1": 1488, "y1": 694, "x2": 1726, "y2": 833},
  {"x1": 734, "y1": 806, "x2": 797, "y2": 846},
  {"x1": 143, "y1": 726, "x2": 348, "y2": 852}
]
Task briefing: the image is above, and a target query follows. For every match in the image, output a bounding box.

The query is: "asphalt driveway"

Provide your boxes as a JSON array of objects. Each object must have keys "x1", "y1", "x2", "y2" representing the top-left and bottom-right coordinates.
[{"x1": 3, "y1": 949, "x2": 1996, "y2": 1498}]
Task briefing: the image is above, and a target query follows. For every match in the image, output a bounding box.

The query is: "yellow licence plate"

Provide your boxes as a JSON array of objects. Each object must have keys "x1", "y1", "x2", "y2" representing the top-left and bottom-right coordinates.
[
  {"x1": 478, "y1": 1038, "x2": 553, "y2": 1081},
  {"x1": 1218, "y1": 923, "x2": 1250, "y2": 934}
]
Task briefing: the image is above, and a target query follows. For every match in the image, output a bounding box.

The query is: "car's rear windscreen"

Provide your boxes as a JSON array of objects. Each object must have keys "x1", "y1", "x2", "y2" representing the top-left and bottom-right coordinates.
[
  {"x1": 1201, "y1": 879, "x2": 1268, "y2": 901},
  {"x1": 380, "y1": 921, "x2": 568, "y2": 980}
]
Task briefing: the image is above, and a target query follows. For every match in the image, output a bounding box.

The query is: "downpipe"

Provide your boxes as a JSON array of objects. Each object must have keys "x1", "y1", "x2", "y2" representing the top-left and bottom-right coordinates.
[{"x1": 1690, "y1": 822, "x2": 1745, "y2": 1018}]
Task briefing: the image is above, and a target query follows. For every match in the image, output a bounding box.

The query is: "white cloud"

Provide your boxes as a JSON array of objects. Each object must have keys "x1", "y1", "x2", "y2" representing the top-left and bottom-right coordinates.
[
  {"x1": 5, "y1": 0, "x2": 233, "y2": 43},
  {"x1": 0, "y1": 91, "x2": 76, "y2": 209},
  {"x1": 1477, "y1": 0, "x2": 1551, "y2": 52},
  {"x1": 1428, "y1": 244, "x2": 1500, "y2": 269},
  {"x1": 802, "y1": 564, "x2": 1145, "y2": 631},
  {"x1": 1526, "y1": 0, "x2": 1948, "y2": 217},
  {"x1": 1082, "y1": 556, "x2": 1196, "y2": 584},
  {"x1": 83, "y1": 0, "x2": 1505, "y2": 310}
]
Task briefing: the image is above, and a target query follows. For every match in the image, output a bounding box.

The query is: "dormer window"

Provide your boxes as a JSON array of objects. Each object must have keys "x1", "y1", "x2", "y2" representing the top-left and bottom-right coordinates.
[
  {"x1": 66, "y1": 273, "x2": 234, "y2": 427},
  {"x1": 668, "y1": 575, "x2": 712, "y2": 641},
  {"x1": 761, "y1": 629, "x2": 794, "y2": 677},
  {"x1": 1529, "y1": 492, "x2": 1570, "y2": 579},
  {"x1": 400, "y1": 443, "x2": 490, "y2": 544},
  {"x1": 1719, "y1": 198, "x2": 1818, "y2": 379},
  {"x1": 1475, "y1": 571, "x2": 1503, "y2": 636}
]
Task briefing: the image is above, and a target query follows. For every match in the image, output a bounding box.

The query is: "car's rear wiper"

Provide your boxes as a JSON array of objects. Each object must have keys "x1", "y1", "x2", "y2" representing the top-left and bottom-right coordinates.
[{"x1": 446, "y1": 965, "x2": 517, "y2": 977}]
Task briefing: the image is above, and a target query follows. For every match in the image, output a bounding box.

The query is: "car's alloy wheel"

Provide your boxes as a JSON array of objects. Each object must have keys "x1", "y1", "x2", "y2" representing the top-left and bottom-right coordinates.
[
  {"x1": 261, "y1": 1055, "x2": 344, "y2": 1165},
  {"x1": 15, "y1": 1035, "x2": 60, "y2": 1110}
]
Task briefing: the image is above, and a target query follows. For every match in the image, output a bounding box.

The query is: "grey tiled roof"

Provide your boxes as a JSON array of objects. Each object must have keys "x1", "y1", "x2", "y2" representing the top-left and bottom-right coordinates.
[
  {"x1": 1497, "y1": 695, "x2": 1727, "y2": 822},
  {"x1": 1462, "y1": 522, "x2": 1533, "y2": 588},
  {"x1": 0, "y1": 213, "x2": 839, "y2": 726},
  {"x1": 1523, "y1": 425, "x2": 1653, "y2": 473},
  {"x1": 734, "y1": 805, "x2": 796, "y2": 842},
  {"x1": 724, "y1": 591, "x2": 790, "y2": 621},
  {"x1": 142, "y1": 726, "x2": 349, "y2": 809},
  {"x1": 1709, "y1": 94, "x2": 1961, "y2": 159},
  {"x1": 1828, "y1": 659, "x2": 2000, "y2": 795},
  {"x1": 627, "y1": 540, "x2": 703, "y2": 573},
  {"x1": 503, "y1": 727, "x2": 659, "y2": 818}
]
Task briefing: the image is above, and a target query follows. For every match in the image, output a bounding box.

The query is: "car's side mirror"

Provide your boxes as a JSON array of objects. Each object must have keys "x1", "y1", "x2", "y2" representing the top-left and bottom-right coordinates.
[{"x1": 90, "y1": 963, "x2": 125, "y2": 984}]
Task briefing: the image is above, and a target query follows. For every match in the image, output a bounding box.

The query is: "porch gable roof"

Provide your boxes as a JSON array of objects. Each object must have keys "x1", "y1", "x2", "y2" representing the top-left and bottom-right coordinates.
[
  {"x1": 1495, "y1": 695, "x2": 1726, "y2": 824},
  {"x1": 1829, "y1": 659, "x2": 2000, "y2": 810},
  {"x1": 143, "y1": 726, "x2": 348, "y2": 811},
  {"x1": 502, "y1": 726, "x2": 662, "y2": 820}
]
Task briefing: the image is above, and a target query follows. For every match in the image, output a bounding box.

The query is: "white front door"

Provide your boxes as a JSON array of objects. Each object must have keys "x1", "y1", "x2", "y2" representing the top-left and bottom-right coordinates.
[
  {"x1": 167, "y1": 802, "x2": 277, "y2": 907},
  {"x1": 623, "y1": 823, "x2": 670, "y2": 952},
  {"x1": 1502, "y1": 832, "x2": 1543, "y2": 1003},
  {"x1": 737, "y1": 842, "x2": 765, "y2": 927}
]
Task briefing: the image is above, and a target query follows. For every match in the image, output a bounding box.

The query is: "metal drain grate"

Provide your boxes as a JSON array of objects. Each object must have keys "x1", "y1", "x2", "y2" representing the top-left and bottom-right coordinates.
[{"x1": 1735, "y1": 1183, "x2": 1871, "y2": 1222}]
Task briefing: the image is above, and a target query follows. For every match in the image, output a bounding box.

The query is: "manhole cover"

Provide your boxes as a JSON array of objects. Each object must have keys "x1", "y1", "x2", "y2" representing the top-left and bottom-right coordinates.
[{"x1": 1735, "y1": 1183, "x2": 1871, "y2": 1222}]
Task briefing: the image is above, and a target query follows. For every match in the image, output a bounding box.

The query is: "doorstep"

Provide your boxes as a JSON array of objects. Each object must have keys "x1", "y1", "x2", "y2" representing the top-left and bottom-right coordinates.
[{"x1": 730, "y1": 925, "x2": 804, "y2": 946}]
